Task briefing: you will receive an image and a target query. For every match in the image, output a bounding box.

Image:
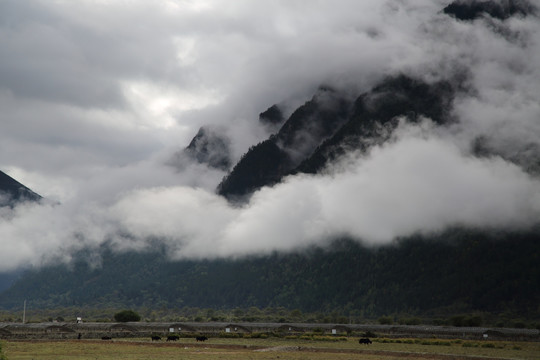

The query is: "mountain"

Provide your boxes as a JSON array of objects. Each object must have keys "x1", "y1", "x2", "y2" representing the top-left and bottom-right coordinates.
[
  {"x1": 184, "y1": 126, "x2": 232, "y2": 171},
  {"x1": 1, "y1": 3, "x2": 539, "y2": 325},
  {"x1": 259, "y1": 104, "x2": 285, "y2": 131},
  {"x1": 217, "y1": 75, "x2": 456, "y2": 200},
  {"x1": 443, "y1": 0, "x2": 536, "y2": 21},
  {"x1": 296, "y1": 75, "x2": 455, "y2": 175},
  {"x1": 0, "y1": 170, "x2": 41, "y2": 207},
  {"x1": 2, "y1": 71, "x2": 539, "y2": 320},
  {"x1": 217, "y1": 86, "x2": 350, "y2": 200},
  {"x1": 0, "y1": 228, "x2": 538, "y2": 323},
  {"x1": 1, "y1": 73, "x2": 539, "y2": 323},
  {"x1": 167, "y1": 125, "x2": 232, "y2": 172}
]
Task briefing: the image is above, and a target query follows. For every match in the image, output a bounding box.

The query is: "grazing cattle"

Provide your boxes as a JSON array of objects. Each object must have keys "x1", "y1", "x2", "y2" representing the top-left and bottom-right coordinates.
[
  {"x1": 196, "y1": 336, "x2": 208, "y2": 342},
  {"x1": 101, "y1": 336, "x2": 112, "y2": 340},
  {"x1": 166, "y1": 335, "x2": 180, "y2": 341},
  {"x1": 151, "y1": 335, "x2": 161, "y2": 341},
  {"x1": 359, "y1": 338, "x2": 372, "y2": 345}
]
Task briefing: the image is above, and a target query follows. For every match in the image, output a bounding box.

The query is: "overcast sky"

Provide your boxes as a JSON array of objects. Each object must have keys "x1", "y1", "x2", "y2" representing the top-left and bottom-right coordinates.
[{"x1": 1, "y1": 0, "x2": 539, "y2": 271}]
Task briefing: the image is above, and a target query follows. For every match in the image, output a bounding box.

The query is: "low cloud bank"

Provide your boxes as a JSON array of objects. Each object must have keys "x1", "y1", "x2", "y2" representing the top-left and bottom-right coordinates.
[
  {"x1": 109, "y1": 122, "x2": 540, "y2": 258},
  {"x1": 2, "y1": 121, "x2": 539, "y2": 270}
]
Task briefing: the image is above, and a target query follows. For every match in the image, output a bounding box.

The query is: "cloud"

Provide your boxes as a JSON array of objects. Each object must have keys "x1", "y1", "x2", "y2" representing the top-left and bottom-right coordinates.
[
  {"x1": 3, "y1": 120, "x2": 538, "y2": 269},
  {"x1": 97, "y1": 121, "x2": 540, "y2": 259},
  {"x1": 0, "y1": 0, "x2": 539, "y2": 270}
]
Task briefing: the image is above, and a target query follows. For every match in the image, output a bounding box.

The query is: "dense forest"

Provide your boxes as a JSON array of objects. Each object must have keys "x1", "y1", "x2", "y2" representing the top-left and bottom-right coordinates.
[{"x1": 0, "y1": 228, "x2": 538, "y2": 326}]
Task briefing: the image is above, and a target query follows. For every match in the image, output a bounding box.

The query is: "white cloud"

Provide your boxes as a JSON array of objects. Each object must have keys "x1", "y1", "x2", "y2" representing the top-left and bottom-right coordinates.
[
  {"x1": 3, "y1": 120, "x2": 534, "y2": 266},
  {"x1": 121, "y1": 80, "x2": 224, "y2": 130},
  {"x1": 0, "y1": 0, "x2": 539, "y2": 270}
]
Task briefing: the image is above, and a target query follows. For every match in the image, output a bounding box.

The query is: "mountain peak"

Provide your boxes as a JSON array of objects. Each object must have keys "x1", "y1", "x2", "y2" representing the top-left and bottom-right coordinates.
[
  {"x1": 0, "y1": 170, "x2": 42, "y2": 206},
  {"x1": 163, "y1": 126, "x2": 234, "y2": 172},
  {"x1": 259, "y1": 104, "x2": 284, "y2": 129},
  {"x1": 217, "y1": 87, "x2": 351, "y2": 200}
]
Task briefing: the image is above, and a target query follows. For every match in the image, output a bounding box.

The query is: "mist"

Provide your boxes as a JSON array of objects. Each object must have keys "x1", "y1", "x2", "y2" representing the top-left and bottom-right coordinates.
[{"x1": 0, "y1": 0, "x2": 539, "y2": 271}]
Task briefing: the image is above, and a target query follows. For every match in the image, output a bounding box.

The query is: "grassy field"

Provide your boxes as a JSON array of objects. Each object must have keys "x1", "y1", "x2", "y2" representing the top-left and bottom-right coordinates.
[{"x1": 1, "y1": 337, "x2": 539, "y2": 360}]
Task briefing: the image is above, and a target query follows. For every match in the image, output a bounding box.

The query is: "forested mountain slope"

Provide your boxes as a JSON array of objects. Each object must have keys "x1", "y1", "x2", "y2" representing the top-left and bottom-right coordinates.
[
  {"x1": 1, "y1": 228, "x2": 538, "y2": 322},
  {"x1": 217, "y1": 75, "x2": 456, "y2": 200}
]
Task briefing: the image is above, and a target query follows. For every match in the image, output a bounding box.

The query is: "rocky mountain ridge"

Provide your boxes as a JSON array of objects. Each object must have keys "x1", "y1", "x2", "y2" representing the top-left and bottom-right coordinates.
[{"x1": 213, "y1": 74, "x2": 458, "y2": 201}]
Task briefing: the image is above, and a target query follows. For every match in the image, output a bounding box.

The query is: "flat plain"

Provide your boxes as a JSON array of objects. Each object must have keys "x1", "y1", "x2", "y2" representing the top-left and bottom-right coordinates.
[{"x1": 2, "y1": 337, "x2": 539, "y2": 360}]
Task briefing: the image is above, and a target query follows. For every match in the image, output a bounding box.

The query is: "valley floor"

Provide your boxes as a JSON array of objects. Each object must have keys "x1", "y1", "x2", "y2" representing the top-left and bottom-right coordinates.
[{"x1": 2, "y1": 337, "x2": 539, "y2": 360}]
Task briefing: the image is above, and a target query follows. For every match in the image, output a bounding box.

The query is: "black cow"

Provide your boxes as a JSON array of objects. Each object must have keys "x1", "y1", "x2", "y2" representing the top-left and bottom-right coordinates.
[
  {"x1": 167, "y1": 335, "x2": 180, "y2": 341},
  {"x1": 196, "y1": 336, "x2": 208, "y2": 342},
  {"x1": 359, "y1": 338, "x2": 372, "y2": 345},
  {"x1": 101, "y1": 336, "x2": 112, "y2": 340},
  {"x1": 151, "y1": 335, "x2": 161, "y2": 341}
]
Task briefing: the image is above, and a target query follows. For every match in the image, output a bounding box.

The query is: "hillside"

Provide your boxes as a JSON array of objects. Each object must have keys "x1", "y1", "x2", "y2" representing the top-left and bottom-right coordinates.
[{"x1": 0, "y1": 228, "x2": 538, "y2": 324}]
